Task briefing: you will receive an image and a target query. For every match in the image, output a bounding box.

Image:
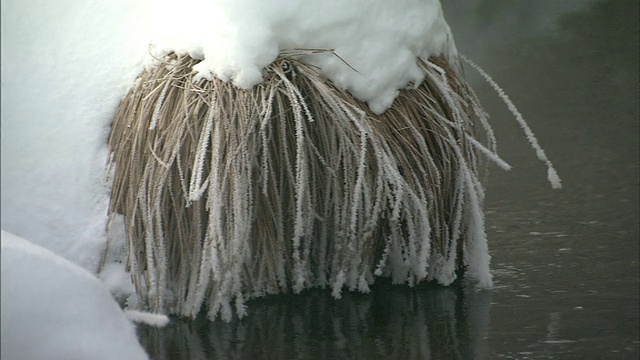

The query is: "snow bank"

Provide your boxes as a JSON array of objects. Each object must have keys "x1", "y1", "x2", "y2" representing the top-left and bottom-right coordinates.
[
  {"x1": 0, "y1": 0, "x2": 149, "y2": 271},
  {"x1": 0, "y1": 230, "x2": 149, "y2": 360},
  {"x1": 150, "y1": 0, "x2": 457, "y2": 114}
]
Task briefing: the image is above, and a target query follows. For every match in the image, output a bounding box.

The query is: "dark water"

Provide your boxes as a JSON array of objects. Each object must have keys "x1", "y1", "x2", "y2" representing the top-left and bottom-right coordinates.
[{"x1": 138, "y1": 1, "x2": 639, "y2": 358}]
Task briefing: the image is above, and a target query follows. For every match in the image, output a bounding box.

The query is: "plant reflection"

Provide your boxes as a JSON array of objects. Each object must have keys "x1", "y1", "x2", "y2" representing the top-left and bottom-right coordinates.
[{"x1": 138, "y1": 280, "x2": 492, "y2": 359}]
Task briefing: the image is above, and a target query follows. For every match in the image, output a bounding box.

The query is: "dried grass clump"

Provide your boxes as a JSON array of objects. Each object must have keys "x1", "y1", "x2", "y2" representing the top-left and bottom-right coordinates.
[{"x1": 106, "y1": 51, "x2": 539, "y2": 321}]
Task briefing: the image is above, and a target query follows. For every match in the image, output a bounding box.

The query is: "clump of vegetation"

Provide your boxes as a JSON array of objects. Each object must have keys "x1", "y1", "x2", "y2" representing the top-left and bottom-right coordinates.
[{"x1": 107, "y1": 51, "x2": 558, "y2": 321}]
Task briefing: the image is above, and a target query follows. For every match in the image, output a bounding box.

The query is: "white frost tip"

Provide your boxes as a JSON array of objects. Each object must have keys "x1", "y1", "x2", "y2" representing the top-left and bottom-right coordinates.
[
  {"x1": 547, "y1": 167, "x2": 562, "y2": 189},
  {"x1": 462, "y1": 55, "x2": 562, "y2": 190},
  {"x1": 466, "y1": 136, "x2": 511, "y2": 171},
  {"x1": 475, "y1": 273, "x2": 493, "y2": 289},
  {"x1": 124, "y1": 310, "x2": 170, "y2": 327}
]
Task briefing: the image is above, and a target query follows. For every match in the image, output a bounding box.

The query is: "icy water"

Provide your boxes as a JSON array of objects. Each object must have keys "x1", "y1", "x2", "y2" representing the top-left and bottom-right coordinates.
[{"x1": 138, "y1": 1, "x2": 639, "y2": 358}]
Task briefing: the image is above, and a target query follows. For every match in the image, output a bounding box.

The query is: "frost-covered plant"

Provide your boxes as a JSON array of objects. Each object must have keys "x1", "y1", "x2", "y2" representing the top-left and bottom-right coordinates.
[{"x1": 106, "y1": 50, "x2": 558, "y2": 321}]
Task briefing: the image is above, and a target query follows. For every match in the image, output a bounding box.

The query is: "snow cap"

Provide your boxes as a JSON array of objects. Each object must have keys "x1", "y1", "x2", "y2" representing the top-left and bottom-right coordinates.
[{"x1": 149, "y1": 0, "x2": 457, "y2": 114}]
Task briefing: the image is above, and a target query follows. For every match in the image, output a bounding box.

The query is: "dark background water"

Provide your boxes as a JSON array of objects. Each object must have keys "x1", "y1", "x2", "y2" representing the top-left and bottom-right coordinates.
[{"x1": 138, "y1": 1, "x2": 639, "y2": 358}]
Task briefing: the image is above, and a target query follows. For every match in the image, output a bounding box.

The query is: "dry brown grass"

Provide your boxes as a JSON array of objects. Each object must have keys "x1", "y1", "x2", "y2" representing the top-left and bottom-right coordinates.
[{"x1": 107, "y1": 51, "x2": 498, "y2": 321}]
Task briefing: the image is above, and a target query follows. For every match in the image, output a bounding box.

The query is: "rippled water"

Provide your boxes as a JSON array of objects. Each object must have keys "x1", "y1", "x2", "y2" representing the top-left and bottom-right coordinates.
[{"x1": 138, "y1": 1, "x2": 639, "y2": 358}]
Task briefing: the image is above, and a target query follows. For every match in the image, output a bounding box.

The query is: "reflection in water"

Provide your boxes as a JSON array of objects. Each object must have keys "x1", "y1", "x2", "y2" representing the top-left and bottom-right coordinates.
[{"x1": 138, "y1": 281, "x2": 492, "y2": 359}]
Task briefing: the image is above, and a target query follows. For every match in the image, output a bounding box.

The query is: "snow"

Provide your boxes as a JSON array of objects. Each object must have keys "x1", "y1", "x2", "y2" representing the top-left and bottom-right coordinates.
[
  {"x1": 0, "y1": 230, "x2": 150, "y2": 360},
  {"x1": 0, "y1": 0, "x2": 150, "y2": 271},
  {"x1": 149, "y1": 0, "x2": 456, "y2": 114},
  {"x1": 99, "y1": 215, "x2": 139, "y2": 305},
  {"x1": 124, "y1": 310, "x2": 171, "y2": 327}
]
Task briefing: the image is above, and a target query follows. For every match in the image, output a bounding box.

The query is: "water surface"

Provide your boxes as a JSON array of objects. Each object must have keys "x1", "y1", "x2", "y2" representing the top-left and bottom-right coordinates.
[{"x1": 139, "y1": 1, "x2": 639, "y2": 358}]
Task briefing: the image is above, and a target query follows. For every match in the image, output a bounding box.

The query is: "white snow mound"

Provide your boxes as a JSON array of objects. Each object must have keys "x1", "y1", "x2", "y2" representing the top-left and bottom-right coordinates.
[{"x1": 0, "y1": 230, "x2": 149, "y2": 360}]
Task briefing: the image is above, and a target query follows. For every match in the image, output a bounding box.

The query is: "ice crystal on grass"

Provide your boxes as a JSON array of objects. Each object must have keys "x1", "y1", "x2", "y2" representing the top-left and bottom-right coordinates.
[
  {"x1": 106, "y1": 50, "x2": 558, "y2": 320},
  {"x1": 462, "y1": 55, "x2": 562, "y2": 189}
]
